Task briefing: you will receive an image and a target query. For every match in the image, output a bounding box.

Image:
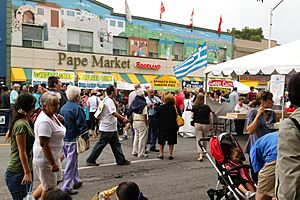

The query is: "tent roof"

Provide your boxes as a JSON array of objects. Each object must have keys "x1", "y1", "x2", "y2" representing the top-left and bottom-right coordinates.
[{"x1": 204, "y1": 40, "x2": 300, "y2": 76}]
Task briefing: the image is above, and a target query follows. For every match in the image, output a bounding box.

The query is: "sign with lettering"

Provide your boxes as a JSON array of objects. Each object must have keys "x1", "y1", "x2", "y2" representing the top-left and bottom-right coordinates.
[
  {"x1": 78, "y1": 73, "x2": 114, "y2": 89},
  {"x1": 182, "y1": 80, "x2": 203, "y2": 89},
  {"x1": 57, "y1": 52, "x2": 130, "y2": 69},
  {"x1": 135, "y1": 61, "x2": 161, "y2": 70},
  {"x1": 32, "y1": 70, "x2": 75, "y2": 85},
  {"x1": 208, "y1": 80, "x2": 234, "y2": 88},
  {"x1": 152, "y1": 76, "x2": 180, "y2": 91}
]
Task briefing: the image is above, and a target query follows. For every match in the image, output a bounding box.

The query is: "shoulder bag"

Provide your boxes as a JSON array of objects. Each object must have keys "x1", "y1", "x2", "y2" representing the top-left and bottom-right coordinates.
[
  {"x1": 174, "y1": 105, "x2": 184, "y2": 127},
  {"x1": 77, "y1": 131, "x2": 89, "y2": 154},
  {"x1": 290, "y1": 117, "x2": 300, "y2": 133}
]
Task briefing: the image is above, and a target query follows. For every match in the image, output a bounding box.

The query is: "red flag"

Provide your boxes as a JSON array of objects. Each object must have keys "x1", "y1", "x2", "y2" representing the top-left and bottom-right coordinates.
[
  {"x1": 217, "y1": 15, "x2": 223, "y2": 36},
  {"x1": 188, "y1": 8, "x2": 194, "y2": 29},
  {"x1": 160, "y1": 1, "x2": 165, "y2": 19}
]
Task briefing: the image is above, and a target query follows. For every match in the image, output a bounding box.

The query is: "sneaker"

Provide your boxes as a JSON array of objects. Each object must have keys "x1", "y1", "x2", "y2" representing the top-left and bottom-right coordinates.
[
  {"x1": 122, "y1": 135, "x2": 128, "y2": 140},
  {"x1": 245, "y1": 191, "x2": 255, "y2": 199},
  {"x1": 117, "y1": 160, "x2": 131, "y2": 165},
  {"x1": 73, "y1": 181, "x2": 83, "y2": 189},
  {"x1": 67, "y1": 189, "x2": 78, "y2": 195},
  {"x1": 86, "y1": 162, "x2": 99, "y2": 166}
]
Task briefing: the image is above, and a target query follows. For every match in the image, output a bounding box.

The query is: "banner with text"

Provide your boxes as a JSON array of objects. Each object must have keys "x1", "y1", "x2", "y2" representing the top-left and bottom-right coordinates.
[
  {"x1": 32, "y1": 70, "x2": 75, "y2": 85},
  {"x1": 152, "y1": 76, "x2": 180, "y2": 91},
  {"x1": 78, "y1": 73, "x2": 114, "y2": 89}
]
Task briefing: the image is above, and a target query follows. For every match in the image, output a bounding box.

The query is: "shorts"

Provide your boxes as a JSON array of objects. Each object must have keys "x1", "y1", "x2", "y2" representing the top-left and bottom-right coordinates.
[
  {"x1": 257, "y1": 161, "x2": 276, "y2": 197},
  {"x1": 33, "y1": 159, "x2": 62, "y2": 191}
]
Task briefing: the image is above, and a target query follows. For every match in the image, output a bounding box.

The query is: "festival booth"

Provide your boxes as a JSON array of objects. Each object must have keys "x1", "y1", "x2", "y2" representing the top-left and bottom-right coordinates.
[
  {"x1": 208, "y1": 79, "x2": 234, "y2": 93},
  {"x1": 204, "y1": 39, "x2": 300, "y2": 132}
]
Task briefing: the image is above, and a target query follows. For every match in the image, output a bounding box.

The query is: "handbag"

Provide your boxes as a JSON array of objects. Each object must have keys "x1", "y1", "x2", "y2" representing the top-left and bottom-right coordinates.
[
  {"x1": 76, "y1": 131, "x2": 89, "y2": 154},
  {"x1": 23, "y1": 183, "x2": 33, "y2": 200},
  {"x1": 174, "y1": 105, "x2": 184, "y2": 127}
]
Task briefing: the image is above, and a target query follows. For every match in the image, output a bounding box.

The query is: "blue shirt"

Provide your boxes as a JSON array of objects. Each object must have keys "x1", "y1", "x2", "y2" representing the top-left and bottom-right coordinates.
[
  {"x1": 10, "y1": 90, "x2": 18, "y2": 105},
  {"x1": 145, "y1": 96, "x2": 162, "y2": 116},
  {"x1": 59, "y1": 101, "x2": 88, "y2": 142},
  {"x1": 245, "y1": 107, "x2": 271, "y2": 154},
  {"x1": 32, "y1": 93, "x2": 41, "y2": 110},
  {"x1": 250, "y1": 131, "x2": 278, "y2": 173}
]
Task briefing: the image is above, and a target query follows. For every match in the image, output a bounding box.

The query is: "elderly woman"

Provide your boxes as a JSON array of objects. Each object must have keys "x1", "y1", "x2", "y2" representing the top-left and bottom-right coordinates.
[
  {"x1": 33, "y1": 92, "x2": 66, "y2": 200},
  {"x1": 155, "y1": 94, "x2": 180, "y2": 160},
  {"x1": 5, "y1": 93, "x2": 36, "y2": 200},
  {"x1": 128, "y1": 89, "x2": 148, "y2": 158},
  {"x1": 59, "y1": 86, "x2": 88, "y2": 195},
  {"x1": 245, "y1": 90, "x2": 273, "y2": 183}
]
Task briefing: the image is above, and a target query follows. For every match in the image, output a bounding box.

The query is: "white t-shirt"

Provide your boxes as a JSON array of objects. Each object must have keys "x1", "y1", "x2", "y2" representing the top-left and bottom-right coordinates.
[
  {"x1": 33, "y1": 111, "x2": 66, "y2": 163},
  {"x1": 128, "y1": 91, "x2": 136, "y2": 108},
  {"x1": 234, "y1": 103, "x2": 248, "y2": 113},
  {"x1": 99, "y1": 97, "x2": 117, "y2": 132},
  {"x1": 87, "y1": 95, "x2": 101, "y2": 112},
  {"x1": 184, "y1": 99, "x2": 193, "y2": 111}
]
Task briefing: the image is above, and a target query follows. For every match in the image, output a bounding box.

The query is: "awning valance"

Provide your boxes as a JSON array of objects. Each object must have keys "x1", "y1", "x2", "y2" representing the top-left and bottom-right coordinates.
[{"x1": 11, "y1": 67, "x2": 27, "y2": 82}]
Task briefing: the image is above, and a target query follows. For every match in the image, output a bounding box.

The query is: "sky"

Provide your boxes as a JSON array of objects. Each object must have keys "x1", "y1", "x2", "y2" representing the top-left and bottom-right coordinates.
[{"x1": 98, "y1": 0, "x2": 300, "y2": 44}]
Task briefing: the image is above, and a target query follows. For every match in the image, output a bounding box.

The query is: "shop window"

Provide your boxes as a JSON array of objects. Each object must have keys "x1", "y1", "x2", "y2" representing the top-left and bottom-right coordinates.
[
  {"x1": 173, "y1": 42, "x2": 183, "y2": 60},
  {"x1": 148, "y1": 39, "x2": 159, "y2": 58},
  {"x1": 67, "y1": 10, "x2": 75, "y2": 17},
  {"x1": 77, "y1": 12, "x2": 81, "y2": 15},
  {"x1": 218, "y1": 48, "x2": 226, "y2": 63},
  {"x1": 61, "y1": 10, "x2": 64, "y2": 15},
  {"x1": 67, "y1": 30, "x2": 93, "y2": 52},
  {"x1": 22, "y1": 25, "x2": 43, "y2": 48},
  {"x1": 51, "y1": 10, "x2": 59, "y2": 27},
  {"x1": 37, "y1": 8, "x2": 44, "y2": 15},
  {"x1": 113, "y1": 37, "x2": 128, "y2": 55},
  {"x1": 118, "y1": 21, "x2": 124, "y2": 28},
  {"x1": 110, "y1": 20, "x2": 116, "y2": 27}
]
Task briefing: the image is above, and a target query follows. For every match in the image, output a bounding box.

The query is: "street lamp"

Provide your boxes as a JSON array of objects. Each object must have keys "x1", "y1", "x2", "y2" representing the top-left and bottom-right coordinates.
[{"x1": 268, "y1": 0, "x2": 284, "y2": 48}]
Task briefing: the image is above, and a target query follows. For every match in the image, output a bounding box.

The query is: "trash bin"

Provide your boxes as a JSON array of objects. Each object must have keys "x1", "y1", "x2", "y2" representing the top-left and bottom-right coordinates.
[{"x1": 0, "y1": 109, "x2": 11, "y2": 135}]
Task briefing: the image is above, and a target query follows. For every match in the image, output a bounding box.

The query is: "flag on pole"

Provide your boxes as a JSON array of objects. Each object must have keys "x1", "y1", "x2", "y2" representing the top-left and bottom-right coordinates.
[
  {"x1": 217, "y1": 15, "x2": 223, "y2": 36},
  {"x1": 160, "y1": 1, "x2": 165, "y2": 19},
  {"x1": 188, "y1": 8, "x2": 194, "y2": 29},
  {"x1": 125, "y1": 0, "x2": 132, "y2": 23},
  {"x1": 174, "y1": 42, "x2": 207, "y2": 79}
]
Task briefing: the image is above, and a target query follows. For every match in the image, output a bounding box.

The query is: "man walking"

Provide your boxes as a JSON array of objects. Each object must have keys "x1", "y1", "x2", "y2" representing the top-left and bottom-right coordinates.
[
  {"x1": 48, "y1": 76, "x2": 67, "y2": 109},
  {"x1": 146, "y1": 88, "x2": 162, "y2": 152},
  {"x1": 0, "y1": 87, "x2": 10, "y2": 109},
  {"x1": 86, "y1": 85, "x2": 130, "y2": 166},
  {"x1": 10, "y1": 83, "x2": 20, "y2": 108}
]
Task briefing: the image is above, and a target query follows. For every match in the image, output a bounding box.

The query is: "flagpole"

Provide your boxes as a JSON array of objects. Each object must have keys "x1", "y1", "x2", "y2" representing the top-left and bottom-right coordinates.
[{"x1": 204, "y1": 72, "x2": 208, "y2": 104}]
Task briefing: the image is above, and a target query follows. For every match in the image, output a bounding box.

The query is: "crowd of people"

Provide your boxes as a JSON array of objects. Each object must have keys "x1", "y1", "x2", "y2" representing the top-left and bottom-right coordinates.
[{"x1": 2, "y1": 72, "x2": 300, "y2": 200}]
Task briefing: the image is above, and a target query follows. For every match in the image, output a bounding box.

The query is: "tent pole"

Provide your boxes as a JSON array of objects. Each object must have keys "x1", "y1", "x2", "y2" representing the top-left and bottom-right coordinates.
[{"x1": 204, "y1": 72, "x2": 208, "y2": 104}]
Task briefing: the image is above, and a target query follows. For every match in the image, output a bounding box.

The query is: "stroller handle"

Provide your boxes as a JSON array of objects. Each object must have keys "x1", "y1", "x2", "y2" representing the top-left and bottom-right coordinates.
[{"x1": 198, "y1": 137, "x2": 211, "y2": 149}]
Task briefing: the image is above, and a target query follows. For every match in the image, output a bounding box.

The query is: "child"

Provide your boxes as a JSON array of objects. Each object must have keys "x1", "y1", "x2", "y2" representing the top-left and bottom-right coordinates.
[{"x1": 225, "y1": 147, "x2": 255, "y2": 199}]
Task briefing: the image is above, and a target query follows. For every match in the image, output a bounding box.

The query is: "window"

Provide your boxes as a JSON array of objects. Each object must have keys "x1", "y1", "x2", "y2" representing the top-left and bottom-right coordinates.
[
  {"x1": 61, "y1": 10, "x2": 64, "y2": 15},
  {"x1": 118, "y1": 21, "x2": 124, "y2": 28},
  {"x1": 173, "y1": 42, "x2": 183, "y2": 60},
  {"x1": 148, "y1": 39, "x2": 159, "y2": 58},
  {"x1": 67, "y1": 10, "x2": 75, "y2": 16},
  {"x1": 77, "y1": 12, "x2": 81, "y2": 15},
  {"x1": 110, "y1": 20, "x2": 116, "y2": 27},
  {"x1": 113, "y1": 37, "x2": 128, "y2": 55},
  {"x1": 67, "y1": 30, "x2": 93, "y2": 52},
  {"x1": 51, "y1": 10, "x2": 59, "y2": 27},
  {"x1": 22, "y1": 25, "x2": 43, "y2": 48},
  {"x1": 37, "y1": 8, "x2": 44, "y2": 15}
]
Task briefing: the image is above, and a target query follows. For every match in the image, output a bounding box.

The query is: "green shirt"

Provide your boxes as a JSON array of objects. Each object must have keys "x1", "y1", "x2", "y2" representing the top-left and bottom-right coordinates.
[{"x1": 7, "y1": 119, "x2": 35, "y2": 172}]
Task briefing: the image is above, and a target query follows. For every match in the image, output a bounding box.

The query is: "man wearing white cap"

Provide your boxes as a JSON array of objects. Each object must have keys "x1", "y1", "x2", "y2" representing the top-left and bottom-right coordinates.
[{"x1": 10, "y1": 83, "x2": 20, "y2": 108}]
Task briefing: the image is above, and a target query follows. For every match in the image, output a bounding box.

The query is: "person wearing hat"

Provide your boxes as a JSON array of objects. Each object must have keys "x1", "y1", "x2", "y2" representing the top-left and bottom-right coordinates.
[{"x1": 87, "y1": 89, "x2": 101, "y2": 138}]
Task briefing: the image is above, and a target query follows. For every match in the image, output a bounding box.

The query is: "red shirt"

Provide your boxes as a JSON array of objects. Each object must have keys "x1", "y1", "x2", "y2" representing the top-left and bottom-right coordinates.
[{"x1": 175, "y1": 95, "x2": 184, "y2": 112}]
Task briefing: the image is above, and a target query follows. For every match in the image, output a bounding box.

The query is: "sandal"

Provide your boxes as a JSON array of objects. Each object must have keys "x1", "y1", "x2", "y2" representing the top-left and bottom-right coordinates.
[{"x1": 157, "y1": 155, "x2": 164, "y2": 159}]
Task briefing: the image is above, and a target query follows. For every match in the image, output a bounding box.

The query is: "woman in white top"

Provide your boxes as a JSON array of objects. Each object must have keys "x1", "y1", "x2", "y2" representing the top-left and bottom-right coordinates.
[
  {"x1": 184, "y1": 92, "x2": 193, "y2": 111},
  {"x1": 33, "y1": 92, "x2": 66, "y2": 200},
  {"x1": 87, "y1": 90, "x2": 100, "y2": 138},
  {"x1": 179, "y1": 92, "x2": 195, "y2": 137}
]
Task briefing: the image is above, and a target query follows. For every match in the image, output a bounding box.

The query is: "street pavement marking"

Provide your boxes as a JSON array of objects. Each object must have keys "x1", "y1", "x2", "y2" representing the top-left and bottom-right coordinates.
[
  {"x1": 78, "y1": 158, "x2": 159, "y2": 171},
  {"x1": 0, "y1": 143, "x2": 10, "y2": 147}
]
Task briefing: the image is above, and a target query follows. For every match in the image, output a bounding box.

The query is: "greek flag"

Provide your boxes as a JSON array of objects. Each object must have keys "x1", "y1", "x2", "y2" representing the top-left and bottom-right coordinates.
[{"x1": 174, "y1": 42, "x2": 207, "y2": 79}]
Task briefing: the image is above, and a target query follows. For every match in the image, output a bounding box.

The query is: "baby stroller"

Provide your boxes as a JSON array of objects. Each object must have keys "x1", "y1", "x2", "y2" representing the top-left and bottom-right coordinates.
[{"x1": 198, "y1": 133, "x2": 256, "y2": 200}]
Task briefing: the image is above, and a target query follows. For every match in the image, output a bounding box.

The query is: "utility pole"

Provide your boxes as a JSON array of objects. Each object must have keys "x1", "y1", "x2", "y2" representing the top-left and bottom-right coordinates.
[{"x1": 268, "y1": 0, "x2": 284, "y2": 48}]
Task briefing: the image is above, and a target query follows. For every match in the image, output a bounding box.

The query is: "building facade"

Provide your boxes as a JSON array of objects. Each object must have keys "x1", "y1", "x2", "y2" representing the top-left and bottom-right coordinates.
[{"x1": 7, "y1": 0, "x2": 234, "y2": 87}]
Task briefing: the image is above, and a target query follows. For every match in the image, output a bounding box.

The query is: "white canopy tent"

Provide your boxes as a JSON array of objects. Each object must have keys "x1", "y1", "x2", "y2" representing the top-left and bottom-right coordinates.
[
  {"x1": 233, "y1": 81, "x2": 258, "y2": 94},
  {"x1": 204, "y1": 40, "x2": 300, "y2": 76}
]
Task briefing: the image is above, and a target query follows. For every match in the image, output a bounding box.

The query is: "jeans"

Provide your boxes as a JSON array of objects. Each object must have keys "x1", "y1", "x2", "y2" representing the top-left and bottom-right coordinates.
[
  {"x1": 86, "y1": 131, "x2": 127, "y2": 165},
  {"x1": 61, "y1": 142, "x2": 81, "y2": 192},
  {"x1": 148, "y1": 116, "x2": 158, "y2": 149},
  {"x1": 5, "y1": 170, "x2": 32, "y2": 200}
]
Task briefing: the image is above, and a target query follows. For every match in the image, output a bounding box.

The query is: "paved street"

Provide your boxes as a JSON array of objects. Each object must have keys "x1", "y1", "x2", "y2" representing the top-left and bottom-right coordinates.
[{"x1": 0, "y1": 134, "x2": 248, "y2": 200}]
